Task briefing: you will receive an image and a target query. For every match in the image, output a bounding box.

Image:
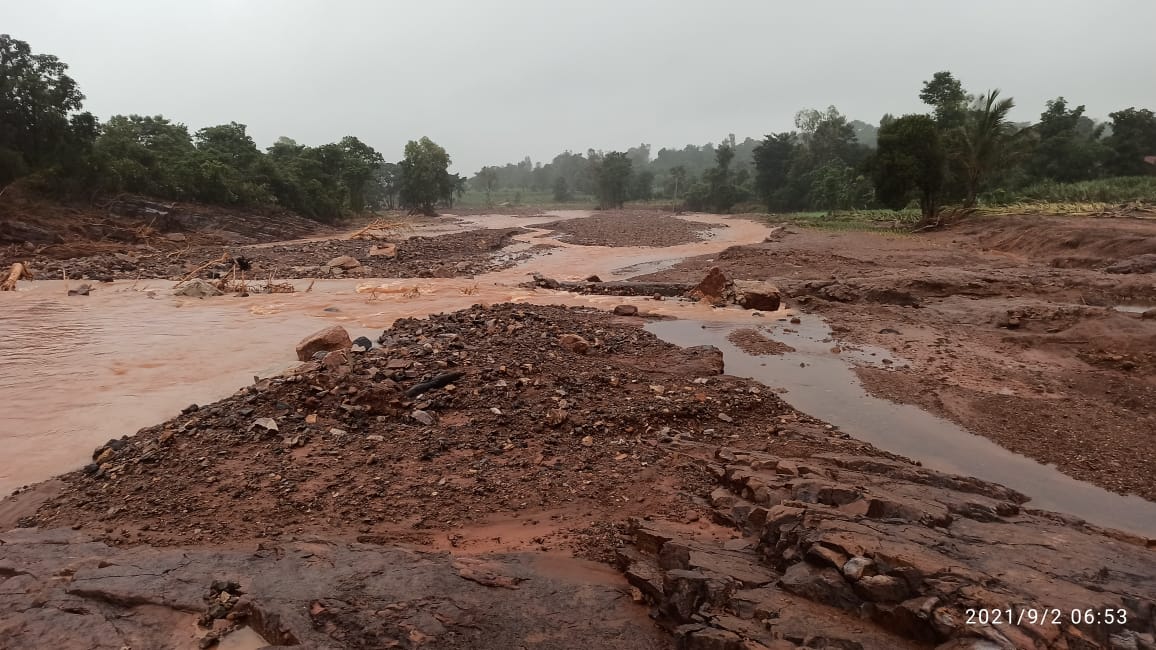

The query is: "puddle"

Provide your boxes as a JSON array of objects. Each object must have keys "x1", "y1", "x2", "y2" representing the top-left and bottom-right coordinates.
[{"x1": 646, "y1": 317, "x2": 1156, "y2": 537}]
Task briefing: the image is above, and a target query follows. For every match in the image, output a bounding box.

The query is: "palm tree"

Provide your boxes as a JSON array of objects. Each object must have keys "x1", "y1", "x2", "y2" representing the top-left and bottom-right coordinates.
[{"x1": 956, "y1": 90, "x2": 1018, "y2": 207}]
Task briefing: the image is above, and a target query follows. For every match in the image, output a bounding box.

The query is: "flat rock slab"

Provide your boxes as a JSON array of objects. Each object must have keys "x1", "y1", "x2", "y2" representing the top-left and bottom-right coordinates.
[{"x1": 0, "y1": 529, "x2": 668, "y2": 650}]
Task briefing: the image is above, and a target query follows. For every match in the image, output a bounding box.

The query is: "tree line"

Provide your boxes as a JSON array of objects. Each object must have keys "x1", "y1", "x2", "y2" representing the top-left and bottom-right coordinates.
[
  {"x1": 0, "y1": 34, "x2": 459, "y2": 221},
  {"x1": 474, "y1": 72, "x2": 1156, "y2": 215}
]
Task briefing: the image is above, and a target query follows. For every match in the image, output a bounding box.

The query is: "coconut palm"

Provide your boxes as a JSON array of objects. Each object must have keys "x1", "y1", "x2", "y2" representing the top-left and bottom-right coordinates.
[{"x1": 955, "y1": 90, "x2": 1019, "y2": 207}]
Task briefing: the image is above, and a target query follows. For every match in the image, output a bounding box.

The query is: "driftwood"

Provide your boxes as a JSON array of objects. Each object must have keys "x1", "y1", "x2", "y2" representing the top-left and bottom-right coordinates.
[
  {"x1": 528, "y1": 274, "x2": 692, "y2": 297},
  {"x1": 1, "y1": 262, "x2": 32, "y2": 291},
  {"x1": 173, "y1": 253, "x2": 230, "y2": 288}
]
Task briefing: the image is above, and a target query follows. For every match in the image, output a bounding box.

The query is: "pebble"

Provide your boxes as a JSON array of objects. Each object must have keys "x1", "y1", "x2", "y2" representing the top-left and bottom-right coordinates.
[
  {"x1": 411, "y1": 410, "x2": 435, "y2": 426},
  {"x1": 250, "y1": 418, "x2": 278, "y2": 432}
]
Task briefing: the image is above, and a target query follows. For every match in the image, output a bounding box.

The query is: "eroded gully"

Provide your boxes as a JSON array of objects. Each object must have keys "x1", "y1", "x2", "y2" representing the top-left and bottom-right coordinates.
[{"x1": 2, "y1": 210, "x2": 1154, "y2": 537}]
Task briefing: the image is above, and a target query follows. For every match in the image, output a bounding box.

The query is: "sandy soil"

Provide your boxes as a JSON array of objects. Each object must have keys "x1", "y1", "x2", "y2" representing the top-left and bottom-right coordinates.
[{"x1": 636, "y1": 214, "x2": 1156, "y2": 500}]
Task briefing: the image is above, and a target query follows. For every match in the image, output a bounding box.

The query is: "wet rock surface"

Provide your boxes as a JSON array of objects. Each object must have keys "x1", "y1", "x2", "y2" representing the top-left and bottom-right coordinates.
[
  {"x1": 0, "y1": 528, "x2": 668, "y2": 649},
  {"x1": 618, "y1": 441, "x2": 1156, "y2": 650}
]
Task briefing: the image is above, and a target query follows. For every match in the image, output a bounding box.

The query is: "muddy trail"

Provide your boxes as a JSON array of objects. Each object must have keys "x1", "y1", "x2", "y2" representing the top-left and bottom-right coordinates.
[{"x1": 2, "y1": 209, "x2": 1155, "y2": 649}]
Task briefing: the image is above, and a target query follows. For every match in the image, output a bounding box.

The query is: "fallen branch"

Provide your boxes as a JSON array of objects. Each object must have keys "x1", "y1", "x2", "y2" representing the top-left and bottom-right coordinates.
[
  {"x1": 1, "y1": 262, "x2": 32, "y2": 291},
  {"x1": 173, "y1": 252, "x2": 229, "y2": 288}
]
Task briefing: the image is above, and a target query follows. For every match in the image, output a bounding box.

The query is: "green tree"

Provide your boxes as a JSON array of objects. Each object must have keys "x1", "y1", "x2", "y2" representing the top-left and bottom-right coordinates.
[
  {"x1": 873, "y1": 114, "x2": 946, "y2": 218},
  {"x1": 955, "y1": 90, "x2": 1019, "y2": 207},
  {"x1": 920, "y1": 71, "x2": 968, "y2": 129},
  {"x1": 668, "y1": 165, "x2": 688, "y2": 198},
  {"x1": 398, "y1": 136, "x2": 452, "y2": 215},
  {"x1": 807, "y1": 161, "x2": 872, "y2": 211},
  {"x1": 1026, "y1": 97, "x2": 1108, "y2": 183},
  {"x1": 474, "y1": 166, "x2": 499, "y2": 203},
  {"x1": 552, "y1": 175, "x2": 572, "y2": 202},
  {"x1": 336, "y1": 135, "x2": 384, "y2": 212},
  {"x1": 1103, "y1": 108, "x2": 1156, "y2": 176},
  {"x1": 704, "y1": 143, "x2": 739, "y2": 211},
  {"x1": 0, "y1": 34, "x2": 90, "y2": 187},
  {"x1": 96, "y1": 115, "x2": 199, "y2": 197},
  {"x1": 593, "y1": 151, "x2": 632, "y2": 209},
  {"x1": 752, "y1": 132, "x2": 797, "y2": 210},
  {"x1": 631, "y1": 169, "x2": 655, "y2": 201}
]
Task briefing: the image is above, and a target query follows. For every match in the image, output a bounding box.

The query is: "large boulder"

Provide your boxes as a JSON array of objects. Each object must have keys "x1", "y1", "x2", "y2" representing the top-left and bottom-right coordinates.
[
  {"x1": 688, "y1": 267, "x2": 729, "y2": 305},
  {"x1": 732, "y1": 280, "x2": 781, "y2": 311},
  {"x1": 173, "y1": 279, "x2": 222, "y2": 298},
  {"x1": 295, "y1": 325, "x2": 352, "y2": 361}
]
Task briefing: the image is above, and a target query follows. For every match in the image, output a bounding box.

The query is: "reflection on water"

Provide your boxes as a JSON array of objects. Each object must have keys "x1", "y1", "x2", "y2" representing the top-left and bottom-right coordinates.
[{"x1": 646, "y1": 317, "x2": 1156, "y2": 537}]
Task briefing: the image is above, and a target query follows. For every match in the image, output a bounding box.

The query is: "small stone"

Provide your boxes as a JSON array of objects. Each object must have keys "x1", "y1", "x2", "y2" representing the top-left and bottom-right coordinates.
[
  {"x1": 366, "y1": 435, "x2": 385, "y2": 442},
  {"x1": 558, "y1": 334, "x2": 591, "y2": 354},
  {"x1": 351, "y1": 336, "x2": 373, "y2": 352},
  {"x1": 717, "y1": 413, "x2": 734, "y2": 423},
  {"x1": 585, "y1": 274, "x2": 602, "y2": 283},
  {"x1": 853, "y1": 574, "x2": 910, "y2": 602},
  {"x1": 250, "y1": 418, "x2": 278, "y2": 432},
  {"x1": 68, "y1": 283, "x2": 92, "y2": 296},
  {"x1": 842, "y1": 556, "x2": 876, "y2": 581},
  {"x1": 789, "y1": 316, "x2": 802, "y2": 324},
  {"x1": 612, "y1": 304, "x2": 639, "y2": 316},
  {"x1": 652, "y1": 293, "x2": 663, "y2": 301},
  {"x1": 580, "y1": 436, "x2": 594, "y2": 447},
  {"x1": 369, "y1": 243, "x2": 397, "y2": 258},
  {"x1": 411, "y1": 410, "x2": 435, "y2": 426},
  {"x1": 327, "y1": 255, "x2": 362, "y2": 270}
]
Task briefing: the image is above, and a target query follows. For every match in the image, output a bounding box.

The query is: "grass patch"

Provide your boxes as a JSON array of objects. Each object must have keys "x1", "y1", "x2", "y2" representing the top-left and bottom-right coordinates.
[
  {"x1": 984, "y1": 176, "x2": 1156, "y2": 205},
  {"x1": 754, "y1": 209, "x2": 922, "y2": 232}
]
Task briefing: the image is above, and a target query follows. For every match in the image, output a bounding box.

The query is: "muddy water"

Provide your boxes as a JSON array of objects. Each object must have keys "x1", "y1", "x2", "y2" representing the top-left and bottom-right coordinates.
[
  {"x1": 0, "y1": 212, "x2": 763, "y2": 496},
  {"x1": 646, "y1": 317, "x2": 1156, "y2": 537},
  {"x1": 3, "y1": 210, "x2": 1155, "y2": 538}
]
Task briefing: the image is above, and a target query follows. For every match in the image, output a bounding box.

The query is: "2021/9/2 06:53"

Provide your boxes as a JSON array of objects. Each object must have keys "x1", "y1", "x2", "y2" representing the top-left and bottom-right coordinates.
[{"x1": 966, "y1": 608, "x2": 1128, "y2": 627}]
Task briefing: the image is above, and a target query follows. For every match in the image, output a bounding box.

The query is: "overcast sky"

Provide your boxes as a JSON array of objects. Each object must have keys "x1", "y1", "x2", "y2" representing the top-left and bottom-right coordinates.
[{"x1": 7, "y1": 0, "x2": 1155, "y2": 173}]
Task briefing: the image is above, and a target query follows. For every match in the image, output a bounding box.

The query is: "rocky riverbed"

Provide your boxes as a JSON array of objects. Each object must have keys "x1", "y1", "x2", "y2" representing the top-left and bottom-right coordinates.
[
  {"x1": 4, "y1": 302, "x2": 1154, "y2": 649},
  {"x1": 2, "y1": 209, "x2": 1155, "y2": 649}
]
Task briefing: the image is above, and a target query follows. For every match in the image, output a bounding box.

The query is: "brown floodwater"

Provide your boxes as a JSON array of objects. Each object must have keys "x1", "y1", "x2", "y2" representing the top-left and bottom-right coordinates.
[
  {"x1": 2, "y1": 210, "x2": 1154, "y2": 538},
  {"x1": 0, "y1": 212, "x2": 760, "y2": 496}
]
